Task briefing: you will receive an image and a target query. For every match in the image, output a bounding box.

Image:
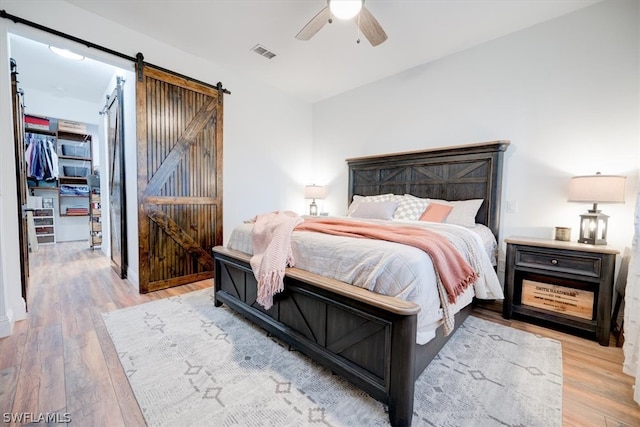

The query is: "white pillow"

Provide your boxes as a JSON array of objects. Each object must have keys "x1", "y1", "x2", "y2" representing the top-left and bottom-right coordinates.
[
  {"x1": 350, "y1": 201, "x2": 399, "y2": 220},
  {"x1": 347, "y1": 194, "x2": 394, "y2": 216},
  {"x1": 430, "y1": 199, "x2": 484, "y2": 227},
  {"x1": 393, "y1": 194, "x2": 430, "y2": 221}
]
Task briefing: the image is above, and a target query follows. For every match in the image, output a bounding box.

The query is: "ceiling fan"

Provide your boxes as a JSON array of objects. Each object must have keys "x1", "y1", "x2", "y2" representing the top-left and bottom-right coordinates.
[{"x1": 295, "y1": 0, "x2": 388, "y2": 47}]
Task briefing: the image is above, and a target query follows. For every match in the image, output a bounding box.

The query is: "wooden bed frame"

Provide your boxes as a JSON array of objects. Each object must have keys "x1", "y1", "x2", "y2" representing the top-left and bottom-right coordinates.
[{"x1": 213, "y1": 141, "x2": 509, "y2": 426}]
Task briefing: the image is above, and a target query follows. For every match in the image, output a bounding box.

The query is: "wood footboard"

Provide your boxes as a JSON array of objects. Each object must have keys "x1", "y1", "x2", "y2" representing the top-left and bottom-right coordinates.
[
  {"x1": 214, "y1": 246, "x2": 421, "y2": 425},
  {"x1": 213, "y1": 246, "x2": 471, "y2": 426}
]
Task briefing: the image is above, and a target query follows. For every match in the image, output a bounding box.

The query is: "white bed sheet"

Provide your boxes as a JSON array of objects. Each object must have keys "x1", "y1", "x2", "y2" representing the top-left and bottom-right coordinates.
[{"x1": 226, "y1": 216, "x2": 503, "y2": 345}]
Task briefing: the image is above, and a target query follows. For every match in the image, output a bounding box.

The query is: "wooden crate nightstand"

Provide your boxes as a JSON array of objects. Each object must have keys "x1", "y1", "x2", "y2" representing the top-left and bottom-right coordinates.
[{"x1": 503, "y1": 237, "x2": 618, "y2": 346}]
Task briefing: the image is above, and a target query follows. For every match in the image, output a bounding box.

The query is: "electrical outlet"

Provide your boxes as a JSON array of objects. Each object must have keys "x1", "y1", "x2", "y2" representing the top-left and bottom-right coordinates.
[{"x1": 506, "y1": 200, "x2": 518, "y2": 213}]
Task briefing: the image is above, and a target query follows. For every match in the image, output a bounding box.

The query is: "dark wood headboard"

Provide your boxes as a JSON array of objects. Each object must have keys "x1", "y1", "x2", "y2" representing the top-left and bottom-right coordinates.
[{"x1": 346, "y1": 141, "x2": 510, "y2": 241}]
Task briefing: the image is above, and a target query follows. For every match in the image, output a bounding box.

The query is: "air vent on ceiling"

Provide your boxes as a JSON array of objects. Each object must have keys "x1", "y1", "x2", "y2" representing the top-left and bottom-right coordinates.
[{"x1": 251, "y1": 44, "x2": 277, "y2": 60}]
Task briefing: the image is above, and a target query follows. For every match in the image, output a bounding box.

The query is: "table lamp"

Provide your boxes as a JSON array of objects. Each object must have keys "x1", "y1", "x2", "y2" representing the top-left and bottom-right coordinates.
[
  {"x1": 304, "y1": 185, "x2": 325, "y2": 216},
  {"x1": 568, "y1": 172, "x2": 626, "y2": 245}
]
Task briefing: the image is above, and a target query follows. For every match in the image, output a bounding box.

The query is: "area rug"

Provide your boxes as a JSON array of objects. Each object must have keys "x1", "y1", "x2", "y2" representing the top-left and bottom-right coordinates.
[{"x1": 102, "y1": 288, "x2": 562, "y2": 426}]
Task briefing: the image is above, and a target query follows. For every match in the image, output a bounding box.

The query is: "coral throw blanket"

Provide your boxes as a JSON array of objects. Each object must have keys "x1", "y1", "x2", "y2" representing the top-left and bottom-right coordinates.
[
  {"x1": 250, "y1": 211, "x2": 304, "y2": 309},
  {"x1": 296, "y1": 217, "x2": 478, "y2": 304}
]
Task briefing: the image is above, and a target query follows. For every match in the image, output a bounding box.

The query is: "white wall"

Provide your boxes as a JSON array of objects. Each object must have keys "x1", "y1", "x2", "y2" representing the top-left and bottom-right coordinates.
[
  {"x1": 0, "y1": 18, "x2": 25, "y2": 335},
  {"x1": 122, "y1": 72, "x2": 140, "y2": 285},
  {"x1": 19, "y1": 87, "x2": 103, "y2": 125},
  {"x1": 0, "y1": 0, "x2": 313, "y2": 336},
  {"x1": 96, "y1": 70, "x2": 139, "y2": 286},
  {"x1": 313, "y1": 0, "x2": 639, "y2": 270}
]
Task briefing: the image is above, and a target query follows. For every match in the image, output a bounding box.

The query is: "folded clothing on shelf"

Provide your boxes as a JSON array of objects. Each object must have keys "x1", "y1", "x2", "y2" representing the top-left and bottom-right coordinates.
[
  {"x1": 66, "y1": 207, "x2": 89, "y2": 215},
  {"x1": 60, "y1": 184, "x2": 90, "y2": 196}
]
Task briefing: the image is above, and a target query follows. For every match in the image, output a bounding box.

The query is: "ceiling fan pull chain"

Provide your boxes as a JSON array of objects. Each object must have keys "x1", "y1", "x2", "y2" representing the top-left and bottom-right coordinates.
[{"x1": 356, "y1": 13, "x2": 361, "y2": 44}]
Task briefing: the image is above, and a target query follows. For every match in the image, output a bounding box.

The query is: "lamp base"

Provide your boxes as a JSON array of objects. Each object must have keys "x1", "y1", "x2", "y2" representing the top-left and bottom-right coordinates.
[
  {"x1": 578, "y1": 211, "x2": 608, "y2": 245},
  {"x1": 309, "y1": 200, "x2": 318, "y2": 216},
  {"x1": 577, "y1": 237, "x2": 608, "y2": 245}
]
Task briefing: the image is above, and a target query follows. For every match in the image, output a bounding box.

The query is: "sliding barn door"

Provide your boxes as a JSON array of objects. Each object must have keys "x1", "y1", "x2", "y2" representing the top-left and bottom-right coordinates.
[
  {"x1": 136, "y1": 65, "x2": 223, "y2": 293},
  {"x1": 106, "y1": 77, "x2": 127, "y2": 278},
  {"x1": 11, "y1": 59, "x2": 29, "y2": 307}
]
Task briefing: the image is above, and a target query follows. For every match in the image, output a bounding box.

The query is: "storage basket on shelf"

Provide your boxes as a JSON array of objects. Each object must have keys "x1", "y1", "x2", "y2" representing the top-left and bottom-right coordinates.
[
  {"x1": 63, "y1": 166, "x2": 88, "y2": 177},
  {"x1": 61, "y1": 144, "x2": 89, "y2": 158},
  {"x1": 37, "y1": 180, "x2": 57, "y2": 188}
]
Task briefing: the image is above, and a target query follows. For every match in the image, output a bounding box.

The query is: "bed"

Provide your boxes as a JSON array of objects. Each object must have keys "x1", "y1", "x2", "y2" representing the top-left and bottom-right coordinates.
[{"x1": 212, "y1": 140, "x2": 509, "y2": 426}]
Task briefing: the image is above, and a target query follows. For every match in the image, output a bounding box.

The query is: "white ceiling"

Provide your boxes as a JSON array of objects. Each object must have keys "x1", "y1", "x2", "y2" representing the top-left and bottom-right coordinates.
[
  {"x1": 9, "y1": 0, "x2": 601, "y2": 104},
  {"x1": 9, "y1": 34, "x2": 121, "y2": 105}
]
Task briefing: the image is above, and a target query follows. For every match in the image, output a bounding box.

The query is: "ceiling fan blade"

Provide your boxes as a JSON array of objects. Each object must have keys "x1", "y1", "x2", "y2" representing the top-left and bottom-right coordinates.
[
  {"x1": 358, "y1": 6, "x2": 388, "y2": 46},
  {"x1": 296, "y1": 6, "x2": 331, "y2": 41}
]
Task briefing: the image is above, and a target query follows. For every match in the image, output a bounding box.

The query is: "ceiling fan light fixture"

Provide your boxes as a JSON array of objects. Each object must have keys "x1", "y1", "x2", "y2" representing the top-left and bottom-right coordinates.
[
  {"x1": 329, "y1": 0, "x2": 363, "y2": 20},
  {"x1": 296, "y1": 0, "x2": 386, "y2": 46}
]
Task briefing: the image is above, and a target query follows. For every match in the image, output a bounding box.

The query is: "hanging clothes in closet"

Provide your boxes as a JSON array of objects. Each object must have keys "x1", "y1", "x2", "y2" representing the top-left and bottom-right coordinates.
[{"x1": 25, "y1": 132, "x2": 59, "y2": 182}]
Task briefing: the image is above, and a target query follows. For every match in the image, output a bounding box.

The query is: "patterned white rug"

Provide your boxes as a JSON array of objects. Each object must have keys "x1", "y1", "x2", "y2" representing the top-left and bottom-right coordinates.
[{"x1": 102, "y1": 288, "x2": 562, "y2": 426}]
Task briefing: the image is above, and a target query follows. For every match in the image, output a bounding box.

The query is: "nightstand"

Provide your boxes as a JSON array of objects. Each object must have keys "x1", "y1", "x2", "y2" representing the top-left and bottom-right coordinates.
[{"x1": 503, "y1": 237, "x2": 618, "y2": 346}]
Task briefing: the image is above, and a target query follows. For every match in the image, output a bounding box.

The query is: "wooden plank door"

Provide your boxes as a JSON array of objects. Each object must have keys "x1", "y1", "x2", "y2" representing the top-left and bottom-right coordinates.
[
  {"x1": 106, "y1": 77, "x2": 127, "y2": 278},
  {"x1": 10, "y1": 59, "x2": 30, "y2": 307},
  {"x1": 136, "y1": 65, "x2": 223, "y2": 293}
]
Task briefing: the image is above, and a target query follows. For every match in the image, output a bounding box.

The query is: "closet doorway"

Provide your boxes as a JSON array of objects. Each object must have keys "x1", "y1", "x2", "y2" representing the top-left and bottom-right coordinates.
[{"x1": 8, "y1": 31, "x2": 134, "y2": 303}]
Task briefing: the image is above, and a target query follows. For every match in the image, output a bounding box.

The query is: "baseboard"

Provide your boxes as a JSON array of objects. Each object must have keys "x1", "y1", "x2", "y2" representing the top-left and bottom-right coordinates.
[
  {"x1": 127, "y1": 267, "x2": 139, "y2": 290},
  {"x1": 0, "y1": 311, "x2": 14, "y2": 338}
]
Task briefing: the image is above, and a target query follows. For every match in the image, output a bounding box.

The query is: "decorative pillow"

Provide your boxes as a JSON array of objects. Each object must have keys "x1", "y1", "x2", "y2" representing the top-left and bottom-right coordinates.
[
  {"x1": 393, "y1": 195, "x2": 430, "y2": 221},
  {"x1": 350, "y1": 201, "x2": 399, "y2": 220},
  {"x1": 347, "y1": 194, "x2": 394, "y2": 216},
  {"x1": 429, "y1": 199, "x2": 484, "y2": 227},
  {"x1": 419, "y1": 203, "x2": 453, "y2": 222}
]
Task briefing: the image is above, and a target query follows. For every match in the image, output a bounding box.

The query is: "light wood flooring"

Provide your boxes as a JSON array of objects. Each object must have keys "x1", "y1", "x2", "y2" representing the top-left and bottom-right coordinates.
[{"x1": 0, "y1": 241, "x2": 638, "y2": 426}]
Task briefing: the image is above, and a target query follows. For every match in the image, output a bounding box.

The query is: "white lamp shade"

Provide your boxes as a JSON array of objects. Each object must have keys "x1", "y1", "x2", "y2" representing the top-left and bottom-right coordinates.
[
  {"x1": 568, "y1": 174, "x2": 626, "y2": 203},
  {"x1": 329, "y1": 0, "x2": 363, "y2": 20},
  {"x1": 304, "y1": 185, "x2": 326, "y2": 200}
]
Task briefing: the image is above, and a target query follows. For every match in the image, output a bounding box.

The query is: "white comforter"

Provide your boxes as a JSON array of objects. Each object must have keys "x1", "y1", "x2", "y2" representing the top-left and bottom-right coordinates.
[{"x1": 226, "y1": 216, "x2": 503, "y2": 345}]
